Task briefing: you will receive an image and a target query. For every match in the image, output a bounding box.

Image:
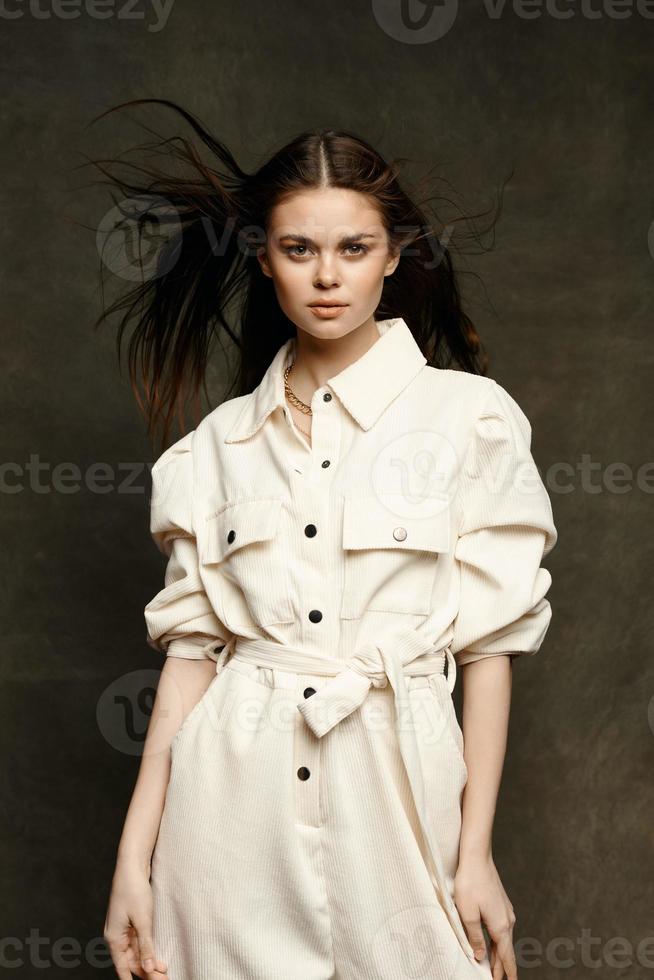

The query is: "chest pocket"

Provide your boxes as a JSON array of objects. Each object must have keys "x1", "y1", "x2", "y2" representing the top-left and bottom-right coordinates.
[
  {"x1": 340, "y1": 492, "x2": 451, "y2": 619},
  {"x1": 199, "y1": 497, "x2": 294, "y2": 626}
]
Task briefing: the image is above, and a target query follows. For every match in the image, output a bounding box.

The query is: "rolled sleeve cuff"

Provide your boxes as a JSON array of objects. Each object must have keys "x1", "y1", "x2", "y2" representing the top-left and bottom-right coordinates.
[
  {"x1": 455, "y1": 650, "x2": 528, "y2": 667},
  {"x1": 146, "y1": 633, "x2": 228, "y2": 660}
]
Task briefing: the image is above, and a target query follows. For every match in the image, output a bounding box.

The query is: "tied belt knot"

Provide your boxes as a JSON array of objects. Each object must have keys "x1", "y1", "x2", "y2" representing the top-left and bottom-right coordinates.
[{"x1": 199, "y1": 632, "x2": 475, "y2": 965}]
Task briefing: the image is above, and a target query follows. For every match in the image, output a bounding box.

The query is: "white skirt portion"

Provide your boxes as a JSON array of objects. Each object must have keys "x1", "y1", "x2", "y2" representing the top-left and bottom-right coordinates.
[{"x1": 151, "y1": 657, "x2": 494, "y2": 980}]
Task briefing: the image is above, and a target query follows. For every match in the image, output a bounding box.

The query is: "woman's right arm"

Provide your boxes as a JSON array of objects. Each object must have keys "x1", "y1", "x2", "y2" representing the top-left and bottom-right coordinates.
[
  {"x1": 104, "y1": 429, "x2": 233, "y2": 979},
  {"x1": 104, "y1": 655, "x2": 217, "y2": 980}
]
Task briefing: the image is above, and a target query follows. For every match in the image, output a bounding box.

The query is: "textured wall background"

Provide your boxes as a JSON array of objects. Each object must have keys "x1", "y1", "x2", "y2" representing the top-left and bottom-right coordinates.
[{"x1": 1, "y1": 0, "x2": 652, "y2": 976}]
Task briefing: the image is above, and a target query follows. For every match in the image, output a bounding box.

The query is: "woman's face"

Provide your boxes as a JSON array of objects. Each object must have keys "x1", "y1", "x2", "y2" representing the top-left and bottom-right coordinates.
[{"x1": 257, "y1": 187, "x2": 400, "y2": 340}]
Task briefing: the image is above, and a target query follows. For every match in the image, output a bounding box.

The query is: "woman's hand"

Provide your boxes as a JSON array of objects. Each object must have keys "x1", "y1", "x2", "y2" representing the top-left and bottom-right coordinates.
[
  {"x1": 103, "y1": 856, "x2": 169, "y2": 980},
  {"x1": 454, "y1": 853, "x2": 518, "y2": 980}
]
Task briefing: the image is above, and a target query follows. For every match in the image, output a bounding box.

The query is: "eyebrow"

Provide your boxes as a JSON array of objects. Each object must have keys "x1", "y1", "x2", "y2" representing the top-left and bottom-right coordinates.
[{"x1": 277, "y1": 232, "x2": 378, "y2": 247}]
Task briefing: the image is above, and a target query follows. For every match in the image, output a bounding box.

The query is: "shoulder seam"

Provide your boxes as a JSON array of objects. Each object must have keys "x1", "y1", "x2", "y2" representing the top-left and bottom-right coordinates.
[{"x1": 151, "y1": 429, "x2": 195, "y2": 474}]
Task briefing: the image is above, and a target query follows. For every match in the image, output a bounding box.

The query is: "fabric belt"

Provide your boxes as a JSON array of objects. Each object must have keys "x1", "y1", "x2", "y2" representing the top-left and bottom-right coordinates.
[{"x1": 201, "y1": 632, "x2": 476, "y2": 964}]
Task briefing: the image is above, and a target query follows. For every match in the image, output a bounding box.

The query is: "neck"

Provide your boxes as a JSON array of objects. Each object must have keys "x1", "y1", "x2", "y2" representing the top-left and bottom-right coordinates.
[{"x1": 287, "y1": 315, "x2": 380, "y2": 404}]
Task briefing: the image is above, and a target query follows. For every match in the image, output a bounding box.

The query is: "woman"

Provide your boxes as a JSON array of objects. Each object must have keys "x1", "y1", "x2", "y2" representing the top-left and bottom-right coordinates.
[{"x1": 98, "y1": 100, "x2": 557, "y2": 980}]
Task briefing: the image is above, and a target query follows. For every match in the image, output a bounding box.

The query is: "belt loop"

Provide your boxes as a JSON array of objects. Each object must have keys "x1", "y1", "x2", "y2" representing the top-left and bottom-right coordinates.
[
  {"x1": 202, "y1": 636, "x2": 235, "y2": 674},
  {"x1": 445, "y1": 649, "x2": 457, "y2": 694},
  {"x1": 214, "y1": 645, "x2": 231, "y2": 674}
]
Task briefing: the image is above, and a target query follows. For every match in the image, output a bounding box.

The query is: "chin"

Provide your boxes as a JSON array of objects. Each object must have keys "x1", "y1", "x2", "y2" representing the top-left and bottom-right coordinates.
[
  {"x1": 298, "y1": 313, "x2": 356, "y2": 338},
  {"x1": 308, "y1": 326, "x2": 360, "y2": 344}
]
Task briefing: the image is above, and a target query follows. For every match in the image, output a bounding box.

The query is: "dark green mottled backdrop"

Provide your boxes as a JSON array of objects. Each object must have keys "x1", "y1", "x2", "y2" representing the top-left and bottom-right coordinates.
[{"x1": 1, "y1": 0, "x2": 652, "y2": 976}]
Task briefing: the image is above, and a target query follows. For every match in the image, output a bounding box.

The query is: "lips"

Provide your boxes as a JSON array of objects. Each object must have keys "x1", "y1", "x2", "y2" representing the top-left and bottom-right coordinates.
[
  {"x1": 308, "y1": 302, "x2": 348, "y2": 307},
  {"x1": 308, "y1": 302, "x2": 349, "y2": 318}
]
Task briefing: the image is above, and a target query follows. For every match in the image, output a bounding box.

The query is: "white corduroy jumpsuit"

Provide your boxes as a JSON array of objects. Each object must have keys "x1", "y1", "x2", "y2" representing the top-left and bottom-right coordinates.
[{"x1": 144, "y1": 316, "x2": 558, "y2": 980}]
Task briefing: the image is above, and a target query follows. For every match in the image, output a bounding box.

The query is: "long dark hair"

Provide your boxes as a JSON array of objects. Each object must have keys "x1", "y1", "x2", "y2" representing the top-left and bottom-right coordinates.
[{"x1": 80, "y1": 98, "x2": 507, "y2": 452}]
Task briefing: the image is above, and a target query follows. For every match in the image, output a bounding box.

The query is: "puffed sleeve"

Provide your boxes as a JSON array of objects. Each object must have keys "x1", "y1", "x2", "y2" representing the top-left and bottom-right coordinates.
[
  {"x1": 144, "y1": 430, "x2": 233, "y2": 660},
  {"x1": 450, "y1": 380, "x2": 558, "y2": 668}
]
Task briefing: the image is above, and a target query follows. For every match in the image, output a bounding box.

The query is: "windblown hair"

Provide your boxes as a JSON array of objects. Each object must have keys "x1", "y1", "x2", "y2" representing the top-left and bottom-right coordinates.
[{"x1": 82, "y1": 98, "x2": 507, "y2": 452}]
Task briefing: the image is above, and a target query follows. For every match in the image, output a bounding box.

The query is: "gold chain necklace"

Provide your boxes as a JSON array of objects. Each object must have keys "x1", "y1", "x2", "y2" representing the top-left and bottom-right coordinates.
[{"x1": 283, "y1": 360, "x2": 312, "y2": 438}]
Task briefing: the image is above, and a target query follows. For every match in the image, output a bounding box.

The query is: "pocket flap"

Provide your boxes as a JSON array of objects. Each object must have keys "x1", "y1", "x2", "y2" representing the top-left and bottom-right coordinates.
[
  {"x1": 200, "y1": 497, "x2": 283, "y2": 564},
  {"x1": 342, "y1": 492, "x2": 451, "y2": 554}
]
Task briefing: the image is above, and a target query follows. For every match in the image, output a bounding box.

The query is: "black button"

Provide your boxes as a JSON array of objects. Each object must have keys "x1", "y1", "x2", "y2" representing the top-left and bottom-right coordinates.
[
  {"x1": 304, "y1": 524, "x2": 317, "y2": 537},
  {"x1": 297, "y1": 766, "x2": 311, "y2": 781},
  {"x1": 308, "y1": 609, "x2": 322, "y2": 623},
  {"x1": 321, "y1": 460, "x2": 330, "y2": 468},
  {"x1": 323, "y1": 392, "x2": 332, "y2": 402},
  {"x1": 303, "y1": 686, "x2": 316, "y2": 698},
  {"x1": 227, "y1": 529, "x2": 236, "y2": 544}
]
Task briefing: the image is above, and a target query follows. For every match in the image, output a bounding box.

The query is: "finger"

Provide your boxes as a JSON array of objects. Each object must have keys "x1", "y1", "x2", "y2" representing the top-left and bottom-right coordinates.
[
  {"x1": 107, "y1": 944, "x2": 142, "y2": 980},
  {"x1": 488, "y1": 943, "x2": 497, "y2": 977},
  {"x1": 131, "y1": 957, "x2": 170, "y2": 980},
  {"x1": 111, "y1": 960, "x2": 135, "y2": 980},
  {"x1": 121, "y1": 929, "x2": 168, "y2": 980},
  {"x1": 129, "y1": 968, "x2": 169, "y2": 980},
  {"x1": 125, "y1": 956, "x2": 169, "y2": 980},
  {"x1": 493, "y1": 928, "x2": 518, "y2": 980},
  {"x1": 501, "y1": 945, "x2": 518, "y2": 980},
  {"x1": 461, "y1": 916, "x2": 487, "y2": 962},
  {"x1": 104, "y1": 932, "x2": 139, "y2": 980},
  {"x1": 133, "y1": 919, "x2": 160, "y2": 976},
  {"x1": 115, "y1": 962, "x2": 137, "y2": 980},
  {"x1": 492, "y1": 951, "x2": 505, "y2": 980},
  {"x1": 141, "y1": 958, "x2": 169, "y2": 977}
]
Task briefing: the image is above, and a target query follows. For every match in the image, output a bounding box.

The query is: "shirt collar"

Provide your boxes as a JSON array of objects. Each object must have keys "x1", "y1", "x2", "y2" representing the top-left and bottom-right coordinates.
[{"x1": 223, "y1": 316, "x2": 427, "y2": 443}]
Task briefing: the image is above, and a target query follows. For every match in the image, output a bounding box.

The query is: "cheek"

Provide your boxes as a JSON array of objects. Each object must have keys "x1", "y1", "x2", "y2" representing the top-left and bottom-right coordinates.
[
  {"x1": 268, "y1": 259, "x2": 310, "y2": 299},
  {"x1": 344, "y1": 256, "x2": 390, "y2": 296}
]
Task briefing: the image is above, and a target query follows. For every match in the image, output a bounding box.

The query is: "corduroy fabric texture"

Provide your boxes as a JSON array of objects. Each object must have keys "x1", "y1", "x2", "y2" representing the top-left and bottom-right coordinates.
[{"x1": 144, "y1": 316, "x2": 557, "y2": 978}]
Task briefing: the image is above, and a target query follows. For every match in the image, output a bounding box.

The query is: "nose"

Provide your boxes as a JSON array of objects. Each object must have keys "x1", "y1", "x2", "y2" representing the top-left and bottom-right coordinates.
[{"x1": 313, "y1": 256, "x2": 340, "y2": 289}]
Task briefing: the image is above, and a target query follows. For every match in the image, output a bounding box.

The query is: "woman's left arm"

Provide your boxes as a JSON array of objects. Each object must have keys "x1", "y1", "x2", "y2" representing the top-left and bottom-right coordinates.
[
  {"x1": 455, "y1": 654, "x2": 517, "y2": 979},
  {"x1": 448, "y1": 380, "x2": 560, "y2": 979}
]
